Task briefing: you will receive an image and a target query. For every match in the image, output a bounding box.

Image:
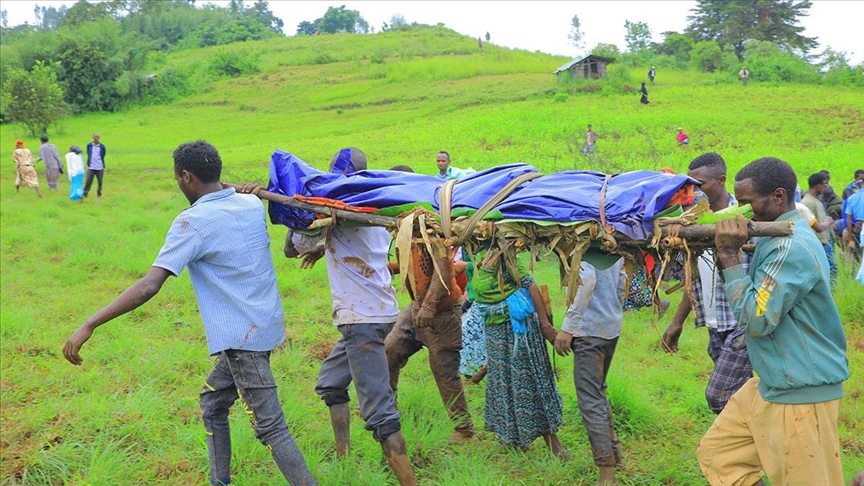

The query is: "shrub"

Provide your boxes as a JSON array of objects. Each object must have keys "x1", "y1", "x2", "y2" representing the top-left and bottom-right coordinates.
[
  {"x1": 741, "y1": 40, "x2": 819, "y2": 83},
  {"x1": 209, "y1": 50, "x2": 260, "y2": 77},
  {"x1": 690, "y1": 41, "x2": 736, "y2": 73}
]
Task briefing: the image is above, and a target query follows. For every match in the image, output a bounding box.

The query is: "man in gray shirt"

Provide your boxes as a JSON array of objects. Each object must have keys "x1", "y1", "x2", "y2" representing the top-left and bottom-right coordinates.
[
  {"x1": 37, "y1": 135, "x2": 63, "y2": 190},
  {"x1": 554, "y1": 258, "x2": 628, "y2": 486}
]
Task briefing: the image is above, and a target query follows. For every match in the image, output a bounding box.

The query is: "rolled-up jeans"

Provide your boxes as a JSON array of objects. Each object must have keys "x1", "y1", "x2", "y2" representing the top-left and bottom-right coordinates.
[
  {"x1": 200, "y1": 350, "x2": 315, "y2": 485},
  {"x1": 571, "y1": 335, "x2": 621, "y2": 467},
  {"x1": 315, "y1": 322, "x2": 401, "y2": 442}
]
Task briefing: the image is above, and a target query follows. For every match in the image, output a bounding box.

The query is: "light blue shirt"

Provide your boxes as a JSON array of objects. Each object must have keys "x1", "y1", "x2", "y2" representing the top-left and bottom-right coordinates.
[
  {"x1": 434, "y1": 165, "x2": 474, "y2": 181},
  {"x1": 153, "y1": 188, "x2": 286, "y2": 355},
  {"x1": 561, "y1": 258, "x2": 627, "y2": 339},
  {"x1": 845, "y1": 190, "x2": 864, "y2": 222},
  {"x1": 90, "y1": 145, "x2": 104, "y2": 170}
]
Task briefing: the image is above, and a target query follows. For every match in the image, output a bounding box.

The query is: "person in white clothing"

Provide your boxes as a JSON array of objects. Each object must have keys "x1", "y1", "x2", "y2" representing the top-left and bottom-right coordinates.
[{"x1": 65, "y1": 145, "x2": 85, "y2": 202}]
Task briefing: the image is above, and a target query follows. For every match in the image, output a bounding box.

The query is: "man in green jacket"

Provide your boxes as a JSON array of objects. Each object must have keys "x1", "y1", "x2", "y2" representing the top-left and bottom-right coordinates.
[{"x1": 696, "y1": 157, "x2": 849, "y2": 486}]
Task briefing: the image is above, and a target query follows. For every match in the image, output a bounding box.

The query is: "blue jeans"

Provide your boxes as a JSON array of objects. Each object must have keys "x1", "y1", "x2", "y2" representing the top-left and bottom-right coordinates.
[
  {"x1": 200, "y1": 350, "x2": 315, "y2": 485},
  {"x1": 315, "y1": 322, "x2": 401, "y2": 441},
  {"x1": 823, "y1": 242, "x2": 838, "y2": 282},
  {"x1": 571, "y1": 336, "x2": 621, "y2": 467}
]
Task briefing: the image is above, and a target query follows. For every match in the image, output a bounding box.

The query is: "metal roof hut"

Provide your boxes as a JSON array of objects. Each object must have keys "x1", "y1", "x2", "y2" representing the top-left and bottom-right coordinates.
[{"x1": 553, "y1": 55, "x2": 615, "y2": 82}]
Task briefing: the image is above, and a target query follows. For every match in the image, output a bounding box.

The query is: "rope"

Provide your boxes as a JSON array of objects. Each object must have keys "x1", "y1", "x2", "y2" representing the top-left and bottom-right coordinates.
[
  {"x1": 455, "y1": 172, "x2": 544, "y2": 246},
  {"x1": 438, "y1": 179, "x2": 457, "y2": 239},
  {"x1": 598, "y1": 174, "x2": 612, "y2": 230}
]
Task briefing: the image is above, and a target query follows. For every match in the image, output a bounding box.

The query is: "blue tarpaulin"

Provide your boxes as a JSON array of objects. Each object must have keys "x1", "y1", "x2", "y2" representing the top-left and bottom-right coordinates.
[{"x1": 266, "y1": 149, "x2": 695, "y2": 240}]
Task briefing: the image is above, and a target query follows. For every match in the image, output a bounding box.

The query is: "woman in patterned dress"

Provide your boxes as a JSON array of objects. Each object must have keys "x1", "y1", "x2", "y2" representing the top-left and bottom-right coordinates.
[
  {"x1": 13, "y1": 139, "x2": 42, "y2": 197},
  {"x1": 472, "y1": 247, "x2": 568, "y2": 459}
]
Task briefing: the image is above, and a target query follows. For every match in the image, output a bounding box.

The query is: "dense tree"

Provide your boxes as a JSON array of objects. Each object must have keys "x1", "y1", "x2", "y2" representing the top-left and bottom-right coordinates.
[
  {"x1": 318, "y1": 6, "x2": 369, "y2": 34},
  {"x1": 55, "y1": 18, "x2": 126, "y2": 112},
  {"x1": 6, "y1": 61, "x2": 68, "y2": 135},
  {"x1": 690, "y1": 40, "x2": 736, "y2": 72},
  {"x1": 296, "y1": 19, "x2": 320, "y2": 35},
  {"x1": 741, "y1": 39, "x2": 819, "y2": 82},
  {"x1": 63, "y1": 0, "x2": 114, "y2": 27},
  {"x1": 686, "y1": 0, "x2": 817, "y2": 60},
  {"x1": 653, "y1": 32, "x2": 693, "y2": 63},
  {"x1": 34, "y1": 5, "x2": 68, "y2": 31},
  {"x1": 624, "y1": 20, "x2": 652, "y2": 53},
  {"x1": 568, "y1": 14, "x2": 584, "y2": 53},
  {"x1": 249, "y1": 0, "x2": 283, "y2": 33},
  {"x1": 591, "y1": 43, "x2": 620, "y2": 60}
]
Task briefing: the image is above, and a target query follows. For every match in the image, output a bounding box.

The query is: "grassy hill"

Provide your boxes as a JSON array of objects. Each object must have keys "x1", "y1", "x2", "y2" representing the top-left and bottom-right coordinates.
[{"x1": 1, "y1": 27, "x2": 862, "y2": 484}]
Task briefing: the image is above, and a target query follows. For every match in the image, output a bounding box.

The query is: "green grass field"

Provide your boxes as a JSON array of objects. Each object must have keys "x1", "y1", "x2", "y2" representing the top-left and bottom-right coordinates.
[{"x1": 1, "y1": 28, "x2": 862, "y2": 485}]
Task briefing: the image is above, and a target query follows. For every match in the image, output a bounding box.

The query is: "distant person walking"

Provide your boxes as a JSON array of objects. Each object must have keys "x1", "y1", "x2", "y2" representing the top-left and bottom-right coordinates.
[
  {"x1": 84, "y1": 133, "x2": 106, "y2": 198},
  {"x1": 65, "y1": 145, "x2": 85, "y2": 202},
  {"x1": 639, "y1": 83, "x2": 650, "y2": 104},
  {"x1": 485, "y1": 32, "x2": 490, "y2": 42},
  {"x1": 583, "y1": 124, "x2": 600, "y2": 156},
  {"x1": 13, "y1": 139, "x2": 42, "y2": 197},
  {"x1": 648, "y1": 66, "x2": 656, "y2": 85},
  {"x1": 37, "y1": 135, "x2": 64, "y2": 190},
  {"x1": 677, "y1": 127, "x2": 690, "y2": 147},
  {"x1": 738, "y1": 66, "x2": 749, "y2": 86}
]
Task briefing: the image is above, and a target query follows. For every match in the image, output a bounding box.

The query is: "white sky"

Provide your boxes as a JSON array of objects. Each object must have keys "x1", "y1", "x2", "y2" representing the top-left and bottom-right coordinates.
[{"x1": 2, "y1": 1, "x2": 863, "y2": 64}]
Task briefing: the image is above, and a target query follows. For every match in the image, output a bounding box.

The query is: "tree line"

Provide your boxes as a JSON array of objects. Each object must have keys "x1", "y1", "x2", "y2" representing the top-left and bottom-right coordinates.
[
  {"x1": 2, "y1": 0, "x2": 860, "y2": 136},
  {"x1": 569, "y1": 0, "x2": 860, "y2": 85},
  {"x1": 0, "y1": 0, "x2": 380, "y2": 135}
]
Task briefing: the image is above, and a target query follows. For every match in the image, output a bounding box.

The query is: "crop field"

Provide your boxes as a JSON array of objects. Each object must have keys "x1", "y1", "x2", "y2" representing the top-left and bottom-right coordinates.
[{"x1": 1, "y1": 28, "x2": 862, "y2": 484}]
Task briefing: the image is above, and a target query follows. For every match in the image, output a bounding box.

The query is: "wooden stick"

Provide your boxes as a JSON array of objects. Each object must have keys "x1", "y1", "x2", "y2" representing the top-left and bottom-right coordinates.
[
  {"x1": 224, "y1": 182, "x2": 794, "y2": 239},
  {"x1": 669, "y1": 220, "x2": 793, "y2": 239},
  {"x1": 223, "y1": 183, "x2": 398, "y2": 228}
]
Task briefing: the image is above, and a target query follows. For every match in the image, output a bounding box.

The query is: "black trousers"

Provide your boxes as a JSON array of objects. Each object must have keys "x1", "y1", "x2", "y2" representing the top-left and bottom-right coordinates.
[{"x1": 83, "y1": 169, "x2": 104, "y2": 197}]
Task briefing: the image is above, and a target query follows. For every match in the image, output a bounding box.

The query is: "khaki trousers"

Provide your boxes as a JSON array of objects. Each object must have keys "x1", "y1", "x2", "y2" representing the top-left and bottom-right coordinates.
[{"x1": 696, "y1": 377, "x2": 843, "y2": 486}]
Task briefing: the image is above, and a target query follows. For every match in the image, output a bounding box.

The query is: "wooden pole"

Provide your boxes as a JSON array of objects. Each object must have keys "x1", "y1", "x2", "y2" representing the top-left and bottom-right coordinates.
[
  {"x1": 223, "y1": 183, "x2": 398, "y2": 228},
  {"x1": 223, "y1": 182, "x2": 794, "y2": 239},
  {"x1": 669, "y1": 220, "x2": 793, "y2": 239}
]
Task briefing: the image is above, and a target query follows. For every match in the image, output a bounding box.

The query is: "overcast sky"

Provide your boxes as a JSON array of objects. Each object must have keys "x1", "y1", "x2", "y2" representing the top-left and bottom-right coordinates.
[{"x1": 3, "y1": 1, "x2": 863, "y2": 65}]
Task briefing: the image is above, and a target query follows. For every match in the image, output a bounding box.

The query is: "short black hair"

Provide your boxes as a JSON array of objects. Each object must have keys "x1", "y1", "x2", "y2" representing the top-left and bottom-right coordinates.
[
  {"x1": 173, "y1": 140, "x2": 222, "y2": 183},
  {"x1": 735, "y1": 157, "x2": 797, "y2": 198},
  {"x1": 808, "y1": 171, "x2": 829, "y2": 188},
  {"x1": 856, "y1": 169, "x2": 864, "y2": 178},
  {"x1": 40, "y1": 135, "x2": 49, "y2": 142},
  {"x1": 688, "y1": 152, "x2": 726, "y2": 173},
  {"x1": 389, "y1": 165, "x2": 414, "y2": 172},
  {"x1": 437, "y1": 150, "x2": 450, "y2": 160}
]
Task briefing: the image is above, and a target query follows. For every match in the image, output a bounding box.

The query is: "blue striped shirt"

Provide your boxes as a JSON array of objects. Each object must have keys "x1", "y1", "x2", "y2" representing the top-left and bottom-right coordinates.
[{"x1": 153, "y1": 188, "x2": 286, "y2": 355}]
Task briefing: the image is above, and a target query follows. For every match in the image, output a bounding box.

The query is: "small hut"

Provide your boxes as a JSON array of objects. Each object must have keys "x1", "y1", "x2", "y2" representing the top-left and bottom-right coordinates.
[{"x1": 553, "y1": 55, "x2": 615, "y2": 82}]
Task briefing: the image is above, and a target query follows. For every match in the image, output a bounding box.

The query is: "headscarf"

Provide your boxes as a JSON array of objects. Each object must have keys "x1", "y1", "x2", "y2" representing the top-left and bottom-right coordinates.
[
  {"x1": 329, "y1": 147, "x2": 367, "y2": 175},
  {"x1": 15, "y1": 139, "x2": 24, "y2": 148}
]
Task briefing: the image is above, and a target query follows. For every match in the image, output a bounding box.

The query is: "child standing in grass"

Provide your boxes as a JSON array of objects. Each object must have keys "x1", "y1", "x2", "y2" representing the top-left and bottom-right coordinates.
[
  {"x1": 555, "y1": 259, "x2": 628, "y2": 486},
  {"x1": 63, "y1": 140, "x2": 316, "y2": 486}
]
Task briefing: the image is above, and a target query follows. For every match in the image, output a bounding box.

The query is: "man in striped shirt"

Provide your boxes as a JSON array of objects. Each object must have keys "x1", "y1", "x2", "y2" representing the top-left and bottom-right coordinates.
[{"x1": 63, "y1": 140, "x2": 316, "y2": 486}]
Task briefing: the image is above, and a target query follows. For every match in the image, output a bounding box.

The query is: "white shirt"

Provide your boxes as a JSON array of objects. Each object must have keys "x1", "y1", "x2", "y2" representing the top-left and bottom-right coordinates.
[
  {"x1": 295, "y1": 226, "x2": 399, "y2": 325},
  {"x1": 65, "y1": 152, "x2": 85, "y2": 179}
]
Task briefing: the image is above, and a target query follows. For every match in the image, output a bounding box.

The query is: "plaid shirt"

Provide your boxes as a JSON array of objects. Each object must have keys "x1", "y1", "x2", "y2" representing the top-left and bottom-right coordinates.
[{"x1": 692, "y1": 194, "x2": 750, "y2": 331}]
